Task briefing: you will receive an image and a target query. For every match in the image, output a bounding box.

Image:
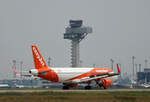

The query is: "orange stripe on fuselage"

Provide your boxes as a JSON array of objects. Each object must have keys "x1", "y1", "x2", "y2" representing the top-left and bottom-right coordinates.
[
  {"x1": 37, "y1": 67, "x2": 59, "y2": 82},
  {"x1": 66, "y1": 68, "x2": 113, "y2": 81}
]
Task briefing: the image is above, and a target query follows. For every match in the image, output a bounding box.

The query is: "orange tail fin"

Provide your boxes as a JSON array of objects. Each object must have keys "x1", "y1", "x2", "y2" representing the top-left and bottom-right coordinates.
[{"x1": 31, "y1": 45, "x2": 48, "y2": 69}]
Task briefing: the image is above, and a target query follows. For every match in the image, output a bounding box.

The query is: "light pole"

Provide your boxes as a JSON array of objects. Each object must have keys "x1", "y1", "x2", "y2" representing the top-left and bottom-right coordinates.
[
  {"x1": 145, "y1": 59, "x2": 148, "y2": 68},
  {"x1": 20, "y1": 61, "x2": 23, "y2": 85},
  {"x1": 110, "y1": 59, "x2": 114, "y2": 70},
  {"x1": 12, "y1": 60, "x2": 17, "y2": 86},
  {"x1": 132, "y1": 56, "x2": 135, "y2": 77},
  {"x1": 48, "y1": 57, "x2": 52, "y2": 67}
]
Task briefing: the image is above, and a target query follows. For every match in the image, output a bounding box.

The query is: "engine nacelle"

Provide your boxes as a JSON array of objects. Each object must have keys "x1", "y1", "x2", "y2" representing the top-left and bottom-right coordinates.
[
  {"x1": 29, "y1": 69, "x2": 38, "y2": 75},
  {"x1": 99, "y1": 78, "x2": 111, "y2": 88}
]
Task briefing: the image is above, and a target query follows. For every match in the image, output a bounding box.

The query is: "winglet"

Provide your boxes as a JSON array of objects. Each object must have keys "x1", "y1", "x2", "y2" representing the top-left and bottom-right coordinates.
[{"x1": 117, "y1": 64, "x2": 120, "y2": 74}]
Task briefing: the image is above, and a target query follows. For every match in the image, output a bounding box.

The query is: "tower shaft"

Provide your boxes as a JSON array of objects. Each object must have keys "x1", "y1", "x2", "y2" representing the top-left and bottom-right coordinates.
[{"x1": 71, "y1": 39, "x2": 80, "y2": 67}]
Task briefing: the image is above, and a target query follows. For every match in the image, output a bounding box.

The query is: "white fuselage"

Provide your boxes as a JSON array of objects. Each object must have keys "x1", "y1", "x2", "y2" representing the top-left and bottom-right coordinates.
[
  {"x1": 50, "y1": 67, "x2": 118, "y2": 83},
  {"x1": 51, "y1": 67, "x2": 91, "y2": 82}
]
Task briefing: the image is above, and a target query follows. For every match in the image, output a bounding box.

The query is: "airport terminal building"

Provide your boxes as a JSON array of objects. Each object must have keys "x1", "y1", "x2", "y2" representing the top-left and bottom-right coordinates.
[{"x1": 137, "y1": 68, "x2": 150, "y2": 83}]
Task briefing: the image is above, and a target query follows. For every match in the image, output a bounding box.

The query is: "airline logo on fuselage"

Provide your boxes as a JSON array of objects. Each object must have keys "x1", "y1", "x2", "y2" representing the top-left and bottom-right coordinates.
[
  {"x1": 33, "y1": 47, "x2": 45, "y2": 66},
  {"x1": 96, "y1": 70, "x2": 108, "y2": 73}
]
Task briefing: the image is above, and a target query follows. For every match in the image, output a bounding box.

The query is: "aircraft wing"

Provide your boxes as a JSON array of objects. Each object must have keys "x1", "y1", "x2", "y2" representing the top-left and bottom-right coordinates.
[
  {"x1": 69, "y1": 64, "x2": 120, "y2": 83},
  {"x1": 70, "y1": 72, "x2": 120, "y2": 83}
]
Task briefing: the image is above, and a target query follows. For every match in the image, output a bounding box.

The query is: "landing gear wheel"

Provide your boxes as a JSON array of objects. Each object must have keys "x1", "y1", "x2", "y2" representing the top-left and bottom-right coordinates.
[
  {"x1": 84, "y1": 86, "x2": 91, "y2": 90},
  {"x1": 62, "y1": 85, "x2": 69, "y2": 90}
]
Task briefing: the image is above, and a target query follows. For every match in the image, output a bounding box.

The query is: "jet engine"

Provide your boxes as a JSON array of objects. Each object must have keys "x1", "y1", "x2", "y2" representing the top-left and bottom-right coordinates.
[
  {"x1": 98, "y1": 78, "x2": 111, "y2": 89},
  {"x1": 29, "y1": 69, "x2": 38, "y2": 75}
]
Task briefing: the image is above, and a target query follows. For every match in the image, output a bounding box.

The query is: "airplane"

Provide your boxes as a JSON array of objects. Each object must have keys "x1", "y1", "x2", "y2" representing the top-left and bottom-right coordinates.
[
  {"x1": 11, "y1": 66, "x2": 38, "y2": 80},
  {"x1": 29, "y1": 45, "x2": 120, "y2": 89},
  {"x1": 12, "y1": 66, "x2": 18, "y2": 76}
]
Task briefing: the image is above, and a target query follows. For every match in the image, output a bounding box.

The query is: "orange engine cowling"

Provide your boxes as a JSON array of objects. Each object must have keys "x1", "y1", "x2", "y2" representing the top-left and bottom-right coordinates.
[
  {"x1": 68, "y1": 83, "x2": 78, "y2": 88},
  {"x1": 99, "y1": 78, "x2": 111, "y2": 88}
]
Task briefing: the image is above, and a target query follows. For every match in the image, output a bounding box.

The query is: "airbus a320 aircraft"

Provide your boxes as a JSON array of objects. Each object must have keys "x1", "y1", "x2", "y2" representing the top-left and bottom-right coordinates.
[{"x1": 29, "y1": 45, "x2": 120, "y2": 89}]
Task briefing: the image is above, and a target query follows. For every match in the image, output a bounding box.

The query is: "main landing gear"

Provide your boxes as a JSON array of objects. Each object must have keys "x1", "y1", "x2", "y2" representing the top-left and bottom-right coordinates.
[
  {"x1": 84, "y1": 86, "x2": 91, "y2": 90},
  {"x1": 62, "y1": 85, "x2": 69, "y2": 90}
]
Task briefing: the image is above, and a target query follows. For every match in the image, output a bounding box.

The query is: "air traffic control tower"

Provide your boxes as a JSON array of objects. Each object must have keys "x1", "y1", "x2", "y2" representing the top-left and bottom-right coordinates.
[{"x1": 64, "y1": 20, "x2": 92, "y2": 67}]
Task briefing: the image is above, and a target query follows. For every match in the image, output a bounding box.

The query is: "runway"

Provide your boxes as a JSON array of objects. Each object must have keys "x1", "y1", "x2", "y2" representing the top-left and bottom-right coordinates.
[{"x1": 0, "y1": 89, "x2": 150, "y2": 93}]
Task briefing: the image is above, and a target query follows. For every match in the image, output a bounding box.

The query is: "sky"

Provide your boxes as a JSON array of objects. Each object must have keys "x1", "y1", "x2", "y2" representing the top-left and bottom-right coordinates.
[{"x1": 0, "y1": 0, "x2": 150, "y2": 79}]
